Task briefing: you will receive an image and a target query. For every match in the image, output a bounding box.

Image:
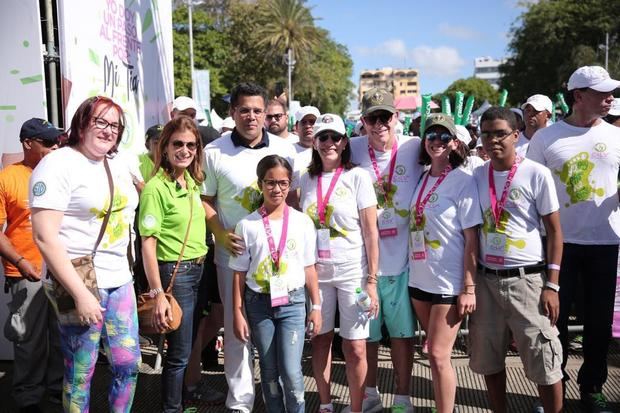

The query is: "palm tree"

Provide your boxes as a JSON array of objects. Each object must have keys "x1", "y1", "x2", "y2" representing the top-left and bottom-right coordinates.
[{"x1": 256, "y1": 0, "x2": 321, "y2": 103}]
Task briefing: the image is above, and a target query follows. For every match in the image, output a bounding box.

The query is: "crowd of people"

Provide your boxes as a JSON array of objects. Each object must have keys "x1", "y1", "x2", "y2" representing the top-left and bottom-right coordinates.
[{"x1": 0, "y1": 64, "x2": 619, "y2": 413}]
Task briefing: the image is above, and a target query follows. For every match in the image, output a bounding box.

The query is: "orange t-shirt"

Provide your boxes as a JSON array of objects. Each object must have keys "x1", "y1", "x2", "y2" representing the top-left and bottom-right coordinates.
[{"x1": 0, "y1": 163, "x2": 42, "y2": 277}]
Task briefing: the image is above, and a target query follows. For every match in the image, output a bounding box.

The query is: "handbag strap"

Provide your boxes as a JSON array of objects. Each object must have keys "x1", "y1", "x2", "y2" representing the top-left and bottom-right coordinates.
[
  {"x1": 165, "y1": 183, "x2": 194, "y2": 294},
  {"x1": 92, "y1": 158, "x2": 115, "y2": 256}
]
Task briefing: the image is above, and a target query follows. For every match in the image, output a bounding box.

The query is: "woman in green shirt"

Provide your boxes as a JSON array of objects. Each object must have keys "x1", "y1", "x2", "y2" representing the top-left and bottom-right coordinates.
[{"x1": 138, "y1": 115, "x2": 207, "y2": 412}]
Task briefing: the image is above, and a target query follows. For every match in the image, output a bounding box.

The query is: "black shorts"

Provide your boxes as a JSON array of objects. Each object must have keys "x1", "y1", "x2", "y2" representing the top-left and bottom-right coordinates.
[
  {"x1": 409, "y1": 287, "x2": 458, "y2": 305},
  {"x1": 196, "y1": 247, "x2": 220, "y2": 312}
]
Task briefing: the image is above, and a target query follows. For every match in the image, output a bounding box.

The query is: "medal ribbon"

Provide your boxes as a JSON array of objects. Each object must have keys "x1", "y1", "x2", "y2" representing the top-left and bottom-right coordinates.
[
  {"x1": 368, "y1": 138, "x2": 399, "y2": 206},
  {"x1": 488, "y1": 158, "x2": 521, "y2": 228},
  {"x1": 258, "y1": 205, "x2": 289, "y2": 272},
  {"x1": 317, "y1": 166, "x2": 343, "y2": 227},
  {"x1": 414, "y1": 166, "x2": 452, "y2": 227}
]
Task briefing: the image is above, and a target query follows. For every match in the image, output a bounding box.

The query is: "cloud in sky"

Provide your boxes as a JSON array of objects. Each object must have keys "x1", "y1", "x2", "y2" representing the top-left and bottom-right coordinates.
[
  {"x1": 356, "y1": 39, "x2": 466, "y2": 78},
  {"x1": 438, "y1": 23, "x2": 482, "y2": 40}
]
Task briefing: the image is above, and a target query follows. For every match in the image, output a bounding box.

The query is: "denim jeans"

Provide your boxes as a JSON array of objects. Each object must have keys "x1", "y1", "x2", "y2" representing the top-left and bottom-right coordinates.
[
  {"x1": 159, "y1": 260, "x2": 203, "y2": 413},
  {"x1": 245, "y1": 288, "x2": 306, "y2": 413}
]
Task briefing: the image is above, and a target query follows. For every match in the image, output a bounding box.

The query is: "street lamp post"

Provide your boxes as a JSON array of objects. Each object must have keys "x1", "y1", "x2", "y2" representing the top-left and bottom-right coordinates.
[
  {"x1": 284, "y1": 47, "x2": 296, "y2": 112},
  {"x1": 188, "y1": 0, "x2": 195, "y2": 98}
]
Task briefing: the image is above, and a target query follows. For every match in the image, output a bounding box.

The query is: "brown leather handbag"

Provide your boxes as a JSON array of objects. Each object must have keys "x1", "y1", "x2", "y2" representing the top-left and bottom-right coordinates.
[
  {"x1": 137, "y1": 187, "x2": 195, "y2": 335},
  {"x1": 44, "y1": 158, "x2": 114, "y2": 325}
]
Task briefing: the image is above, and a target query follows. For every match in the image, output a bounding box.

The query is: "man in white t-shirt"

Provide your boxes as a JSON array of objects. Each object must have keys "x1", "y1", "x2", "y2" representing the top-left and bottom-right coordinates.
[
  {"x1": 527, "y1": 66, "x2": 620, "y2": 411},
  {"x1": 348, "y1": 88, "x2": 421, "y2": 413},
  {"x1": 292, "y1": 106, "x2": 321, "y2": 187},
  {"x1": 201, "y1": 82, "x2": 296, "y2": 413},
  {"x1": 516, "y1": 94, "x2": 553, "y2": 158},
  {"x1": 471, "y1": 107, "x2": 564, "y2": 413},
  {"x1": 265, "y1": 98, "x2": 299, "y2": 143}
]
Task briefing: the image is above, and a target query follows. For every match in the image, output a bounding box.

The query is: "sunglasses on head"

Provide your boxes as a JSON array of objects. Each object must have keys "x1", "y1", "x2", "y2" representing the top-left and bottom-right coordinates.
[
  {"x1": 171, "y1": 140, "x2": 198, "y2": 151},
  {"x1": 424, "y1": 132, "x2": 455, "y2": 144},
  {"x1": 317, "y1": 133, "x2": 344, "y2": 143},
  {"x1": 364, "y1": 112, "x2": 393, "y2": 125}
]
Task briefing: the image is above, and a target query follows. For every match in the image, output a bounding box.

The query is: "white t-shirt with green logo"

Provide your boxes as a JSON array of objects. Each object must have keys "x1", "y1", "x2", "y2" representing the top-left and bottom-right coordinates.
[
  {"x1": 229, "y1": 208, "x2": 316, "y2": 293},
  {"x1": 29, "y1": 147, "x2": 138, "y2": 288},
  {"x1": 299, "y1": 167, "x2": 377, "y2": 267},
  {"x1": 408, "y1": 167, "x2": 482, "y2": 295},
  {"x1": 527, "y1": 120, "x2": 620, "y2": 244},
  {"x1": 515, "y1": 131, "x2": 531, "y2": 159},
  {"x1": 202, "y1": 133, "x2": 297, "y2": 266},
  {"x1": 349, "y1": 134, "x2": 423, "y2": 275},
  {"x1": 291, "y1": 144, "x2": 312, "y2": 190},
  {"x1": 474, "y1": 158, "x2": 559, "y2": 269}
]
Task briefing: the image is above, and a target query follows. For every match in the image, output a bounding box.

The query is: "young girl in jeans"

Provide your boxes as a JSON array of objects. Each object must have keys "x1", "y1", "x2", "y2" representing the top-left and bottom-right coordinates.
[{"x1": 231, "y1": 155, "x2": 322, "y2": 413}]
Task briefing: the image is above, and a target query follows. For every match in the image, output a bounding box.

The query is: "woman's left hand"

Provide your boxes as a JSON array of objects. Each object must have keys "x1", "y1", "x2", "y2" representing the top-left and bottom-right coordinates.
[
  {"x1": 366, "y1": 283, "x2": 380, "y2": 319},
  {"x1": 457, "y1": 292, "x2": 476, "y2": 319},
  {"x1": 306, "y1": 308, "x2": 322, "y2": 337}
]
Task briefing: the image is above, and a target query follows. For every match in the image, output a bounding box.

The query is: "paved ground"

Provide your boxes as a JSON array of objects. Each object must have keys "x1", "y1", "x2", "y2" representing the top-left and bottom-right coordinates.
[{"x1": 0, "y1": 335, "x2": 619, "y2": 412}]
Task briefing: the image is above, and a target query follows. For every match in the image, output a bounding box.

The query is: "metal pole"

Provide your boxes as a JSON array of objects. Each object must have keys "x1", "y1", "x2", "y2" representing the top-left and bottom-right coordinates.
[
  {"x1": 287, "y1": 47, "x2": 293, "y2": 112},
  {"x1": 45, "y1": 0, "x2": 59, "y2": 125},
  {"x1": 605, "y1": 32, "x2": 609, "y2": 71},
  {"x1": 188, "y1": 1, "x2": 195, "y2": 98}
]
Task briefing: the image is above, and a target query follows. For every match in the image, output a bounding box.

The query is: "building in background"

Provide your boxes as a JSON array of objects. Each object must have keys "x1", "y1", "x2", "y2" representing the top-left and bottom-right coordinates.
[
  {"x1": 358, "y1": 67, "x2": 419, "y2": 105},
  {"x1": 473, "y1": 57, "x2": 506, "y2": 89}
]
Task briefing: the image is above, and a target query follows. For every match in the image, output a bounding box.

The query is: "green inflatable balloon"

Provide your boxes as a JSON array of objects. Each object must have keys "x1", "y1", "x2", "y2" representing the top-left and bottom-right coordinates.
[
  {"x1": 420, "y1": 94, "x2": 433, "y2": 135},
  {"x1": 499, "y1": 89, "x2": 508, "y2": 107},
  {"x1": 461, "y1": 95, "x2": 475, "y2": 126},
  {"x1": 403, "y1": 115, "x2": 412, "y2": 136},
  {"x1": 453, "y1": 91, "x2": 465, "y2": 126},
  {"x1": 556, "y1": 92, "x2": 569, "y2": 114},
  {"x1": 441, "y1": 96, "x2": 452, "y2": 117}
]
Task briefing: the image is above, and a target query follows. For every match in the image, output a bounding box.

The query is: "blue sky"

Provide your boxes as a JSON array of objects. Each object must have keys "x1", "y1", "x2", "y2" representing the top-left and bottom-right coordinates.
[{"x1": 309, "y1": 0, "x2": 531, "y2": 99}]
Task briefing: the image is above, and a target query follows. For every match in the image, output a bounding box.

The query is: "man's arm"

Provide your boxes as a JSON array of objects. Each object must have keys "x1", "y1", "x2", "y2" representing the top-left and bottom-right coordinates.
[
  {"x1": 201, "y1": 195, "x2": 244, "y2": 256},
  {"x1": 541, "y1": 211, "x2": 563, "y2": 326}
]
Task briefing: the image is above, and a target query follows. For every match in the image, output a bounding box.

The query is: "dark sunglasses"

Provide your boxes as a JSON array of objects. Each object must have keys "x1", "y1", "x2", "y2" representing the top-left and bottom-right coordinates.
[
  {"x1": 266, "y1": 113, "x2": 285, "y2": 121},
  {"x1": 171, "y1": 140, "x2": 198, "y2": 151},
  {"x1": 317, "y1": 133, "x2": 344, "y2": 143},
  {"x1": 424, "y1": 132, "x2": 455, "y2": 143},
  {"x1": 33, "y1": 138, "x2": 60, "y2": 148},
  {"x1": 364, "y1": 112, "x2": 393, "y2": 125}
]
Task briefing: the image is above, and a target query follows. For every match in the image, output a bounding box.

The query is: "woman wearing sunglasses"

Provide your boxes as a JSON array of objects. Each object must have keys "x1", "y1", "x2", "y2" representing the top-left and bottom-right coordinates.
[
  {"x1": 299, "y1": 114, "x2": 379, "y2": 413},
  {"x1": 408, "y1": 113, "x2": 481, "y2": 413},
  {"x1": 138, "y1": 115, "x2": 208, "y2": 412}
]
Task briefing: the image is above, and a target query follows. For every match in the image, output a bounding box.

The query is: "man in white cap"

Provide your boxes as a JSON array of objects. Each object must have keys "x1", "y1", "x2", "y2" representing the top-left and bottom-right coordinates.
[
  {"x1": 171, "y1": 96, "x2": 198, "y2": 120},
  {"x1": 292, "y1": 106, "x2": 321, "y2": 181},
  {"x1": 603, "y1": 98, "x2": 620, "y2": 127},
  {"x1": 348, "y1": 88, "x2": 422, "y2": 413},
  {"x1": 517, "y1": 94, "x2": 553, "y2": 158},
  {"x1": 527, "y1": 65, "x2": 620, "y2": 412},
  {"x1": 455, "y1": 124, "x2": 484, "y2": 172}
]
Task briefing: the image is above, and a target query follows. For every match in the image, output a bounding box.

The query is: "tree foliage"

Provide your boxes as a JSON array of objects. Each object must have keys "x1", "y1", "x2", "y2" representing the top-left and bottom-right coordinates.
[
  {"x1": 172, "y1": 0, "x2": 353, "y2": 116},
  {"x1": 500, "y1": 0, "x2": 620, "y2": 104},
  {"x1": 438, "y1": 77, "x2": 500, "y2": 109}
]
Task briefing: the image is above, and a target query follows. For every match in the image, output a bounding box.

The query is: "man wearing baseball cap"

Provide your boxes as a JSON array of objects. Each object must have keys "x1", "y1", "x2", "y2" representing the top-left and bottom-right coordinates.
[
  {"x1": 527, "y1": 66, "x2": 620, "y2": 411},
  {"x1": 171, "y1": 96, "x2": 198, "y2": 120},
  {"x1": 346, "y1": 88, "x2": 422, "y2": 412},
  {"x1": 292, "y1": 106, "x2": 321, "y2": 184},
  {"x1": 517, "y1": 94, "x2": 554, "y2": 158},
  {"x1": 0, "y1": 118, "x2": 63, "y2": 411}
]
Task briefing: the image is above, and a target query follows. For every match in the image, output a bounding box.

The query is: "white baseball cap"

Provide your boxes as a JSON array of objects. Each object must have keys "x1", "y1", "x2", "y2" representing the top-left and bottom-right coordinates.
[
  {"x1": 609, "y1": 98, "x2": 620, "y2": 116},
  {"x1": 567, "y1": 66, "x2": 620, "y2": 92},
  {"x1": 521, "y1": 94, "x2": 553, "y2": 113},
  {"x1": 295, "y1": 106, "x2": 320, "y2": 123},
  {"x1": 455, "y1": 125, "x2": 471, "y2": 146},
  {"x1": 172, "y1": 96, "x2": 197, "y2": 111},
  {"x1": 313, "y1": 114, "x2": 346, "y2": 137}
]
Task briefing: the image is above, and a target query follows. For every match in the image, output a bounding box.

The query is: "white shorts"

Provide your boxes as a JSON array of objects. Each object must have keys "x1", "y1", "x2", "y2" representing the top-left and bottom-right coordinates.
[{"x1": 317, "y1": 261, "x2": 370, "y2": 340}]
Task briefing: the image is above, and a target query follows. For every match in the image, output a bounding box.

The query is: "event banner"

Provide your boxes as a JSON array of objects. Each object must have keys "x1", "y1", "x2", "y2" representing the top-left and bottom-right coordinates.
[
  {"x1": 0, "y1": 0, "x2": 47, "y2": 160},
  {"x1": 58, "y1": 0, "x2": 174, "y2": 153}
]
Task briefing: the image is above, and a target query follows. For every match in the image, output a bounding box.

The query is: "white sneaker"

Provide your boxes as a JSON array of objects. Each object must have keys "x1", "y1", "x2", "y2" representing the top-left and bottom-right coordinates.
[
  {"x1": 342, "y1": 392, "x2": 383, "y2": 413},
  {"x1": 391, "y1": 402, "x2": 414, "y2": 413}
]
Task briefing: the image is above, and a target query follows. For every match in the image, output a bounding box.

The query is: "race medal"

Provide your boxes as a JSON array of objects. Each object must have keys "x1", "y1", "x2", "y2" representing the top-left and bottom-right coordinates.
[
  {"x1": 485, "y1": 232, "x2": 507, "y2": 266},
  {"x1": 378, "y1": 207, "x2": 398, "y2": 238},
  {"x1": 411, "y1": 230, "x2": 426, "y2": 261},
  {"x1": 270, "y1": 272, "x2": 289, "y2": 307},
  {"x1": 317, "y1": 228, "x2": 331, "y2": 258}
]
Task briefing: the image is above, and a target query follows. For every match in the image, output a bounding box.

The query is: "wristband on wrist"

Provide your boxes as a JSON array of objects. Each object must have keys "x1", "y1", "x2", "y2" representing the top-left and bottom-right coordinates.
[
  {"x1": 547, "y1": 264, "x2": 560, "y2": 271},
  {"x1": 14, "y1": 256, "x2": 25, "y2": 267},
  {"x1": 311, "y1": 304, "x2": 322, "y2": 311},
  {"x1": 544, "y1": 281, "x2": 560, "y2": 292},
  {"x1": 149, "y1": 287, "x2": 164, "y2": 298}
]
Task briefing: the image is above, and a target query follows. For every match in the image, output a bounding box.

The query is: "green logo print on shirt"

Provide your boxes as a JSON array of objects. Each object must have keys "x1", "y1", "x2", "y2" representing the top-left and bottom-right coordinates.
[
  {"x1": 409, "y1": 212, "x2": 440, "y2": 250},
  {"x1": 91, "y1": 186, "x2": 130, "y2": 248},
  {"x1": 481, "y1": 208, "x2": 526, "y2": 251},
  {"x1": 234, "y1": 181, "x2": 262, "y2": 213},
  {"x1": 253, "y1": 256, "x2": 289, "y2": 294},
  {"x1": 556, "y1": 151, "x2": 604, "y2": 205},
  {"x1": 373, "y1": 181, "x2": 408, "y2": 218},
  {"x1": 306, "y1": 202, "x2": 348, "y2": 239}
]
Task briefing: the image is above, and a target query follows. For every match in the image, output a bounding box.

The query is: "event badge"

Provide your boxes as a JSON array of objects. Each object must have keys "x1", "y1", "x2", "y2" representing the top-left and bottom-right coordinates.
[
  {"x1": 317, "y1": 228, "x2": 331, "y2": 258},
  {"x1": 270, "y1": 273, "x2": 289, "y2": 307},
  {"x1": 410, "y1": 230, "x2": 426, "y2": 261},
  {"x1": 485, "y1": 232, "x2": 507, "y2": 266},
  {"x1": 378, "y1": 207, "x2": 398, "y2": 238}
]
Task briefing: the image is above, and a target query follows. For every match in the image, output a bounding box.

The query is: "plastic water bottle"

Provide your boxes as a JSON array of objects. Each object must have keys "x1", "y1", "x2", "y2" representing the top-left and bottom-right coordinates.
[{"x1": 355, "y1": 287, "x2": 372, "y2": 321}]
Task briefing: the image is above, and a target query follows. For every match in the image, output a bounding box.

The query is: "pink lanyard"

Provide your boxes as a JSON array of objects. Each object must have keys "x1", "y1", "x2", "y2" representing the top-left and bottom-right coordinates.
[
  {"x1": 414, "y1": 166, "x2": 452, "y2": 227},
  {"x1": 488, "y1": 159, "x2": 520, "y2": 227},
  {"x1": 316, "y1": 166, "x2": 343, "y2": 227},
  {"x1": 368, "y1": 138, "x2": 399, "y2": 206},
  {"x1": 258, "y1": 205, "x2": 289, "y2": 272}
]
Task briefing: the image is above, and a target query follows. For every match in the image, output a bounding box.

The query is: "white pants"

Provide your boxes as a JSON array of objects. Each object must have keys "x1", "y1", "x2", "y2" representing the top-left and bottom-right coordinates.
[{"x1": 217, "y1": 264, "x2": 255, "y2": 412}]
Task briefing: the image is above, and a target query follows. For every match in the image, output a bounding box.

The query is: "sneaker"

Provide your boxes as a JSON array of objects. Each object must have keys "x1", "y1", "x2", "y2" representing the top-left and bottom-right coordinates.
[
  {"x1": 391, "y1": 403, "x2": 414, "y2": 413},
  {"x1": 532, "y1": 400, "x2": 544, "y2": 413},
  {"x1": 183, "y1": 408, "x2": 198, "y2": 413},
  {"x1": 184, "y1": 383, "x2": 226, "y2": 405},
  {"x1": 342, "y1": 393, "x2": 383, "y2": 413},
  {"x1": 580, "y1": 391, "x2": 613, "y2": 413},
  {"x1": 570, "y1": 334, "x2": 584, "y2": 351}
]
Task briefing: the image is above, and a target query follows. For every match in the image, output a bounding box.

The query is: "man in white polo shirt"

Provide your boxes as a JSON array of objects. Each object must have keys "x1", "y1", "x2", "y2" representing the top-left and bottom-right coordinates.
[
  {"x1": 527, "y1": 66, "x2": 620, "y2": 412},
  {"x1": 516, "y1": 94, "x2": 553, "y2": 158},
  {"x1": 202, "y1": 82, "x2": 296, "y2": 413}
]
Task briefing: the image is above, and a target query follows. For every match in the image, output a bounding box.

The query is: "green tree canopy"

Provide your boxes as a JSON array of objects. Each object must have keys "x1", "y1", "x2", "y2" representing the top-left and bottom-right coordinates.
[
  {"x1": 500, "y1": 0, "x2": 620, "y2": 104},
  {"x1": 438, "y1": 77, "x2": 500, "y2": 109}
]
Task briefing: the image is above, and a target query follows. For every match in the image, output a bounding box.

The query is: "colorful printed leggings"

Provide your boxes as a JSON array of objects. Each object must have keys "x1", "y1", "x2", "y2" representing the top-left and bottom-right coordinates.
[{"x1": 58, "y1": 282, "x2": 141, "y2": 413}]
